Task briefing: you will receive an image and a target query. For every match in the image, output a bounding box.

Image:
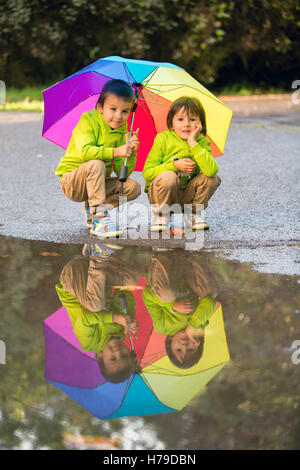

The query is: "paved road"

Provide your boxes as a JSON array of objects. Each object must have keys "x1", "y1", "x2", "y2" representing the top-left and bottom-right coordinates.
[{"x1": 0, "y1": 99, "x2": 299, "y2": 274}]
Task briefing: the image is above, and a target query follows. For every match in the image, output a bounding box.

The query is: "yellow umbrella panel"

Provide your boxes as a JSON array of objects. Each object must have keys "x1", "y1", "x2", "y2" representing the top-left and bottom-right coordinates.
[
  {"x1": 142, "y1": 362, "x2": 227, "y2": 411},
  {"x1": 142, "y1": 67, "x2": 233, "y2": 156},
  {"x1": 142, "y1": 304, "x2": 230, "y2": 376}
]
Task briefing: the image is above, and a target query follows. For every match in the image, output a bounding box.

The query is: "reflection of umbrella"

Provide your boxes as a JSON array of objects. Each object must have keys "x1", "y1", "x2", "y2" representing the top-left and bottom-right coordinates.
[
  {"x1": 45, "y1": 296, "x2": 229, "y2": 418},
  {"x1": 42, "y1": 56, "x2": 232, "y2": 171},
  {"x1": 107, "y1": 302, "x2": 230, "y2": 416},
  {"x1": 44, "y1": 277, "x2": 152, "y2": 388},
  {"x1": 44, "y1": 278, "x2": 175, "y2": 418},
  {"x1": 44, "y1": 307, "x2": 104, "y2": 388}
]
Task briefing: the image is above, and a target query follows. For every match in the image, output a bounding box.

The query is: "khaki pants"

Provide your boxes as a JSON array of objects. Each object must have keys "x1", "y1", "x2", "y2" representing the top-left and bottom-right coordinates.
[
  {"x1": 148, "y1": 253, "x2": 218, "y2": 303},
  {"x1": 60, "y1": 160, "x2": 141, "y2": 215},
  {"x1": 60, "y1": 256, "x2": 142, "y2": 312},
  {"x1": 148, "y1": 171, "x2": 221, "y2": 213}
]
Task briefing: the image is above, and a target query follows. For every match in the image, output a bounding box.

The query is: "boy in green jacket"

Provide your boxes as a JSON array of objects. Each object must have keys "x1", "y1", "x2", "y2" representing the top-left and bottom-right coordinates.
[
  {"x1": 142, "y1": 252, "x2": 218, "y2": 369},
  {"x1": 56, "y1": 255, "x2": 140, "y2": 383},
  {"x1": 142, "y1": 96, "x2": 221, "y2": 231},
  {"x1": 55, "y1": 79, "x2": 141, "y2": 238}
]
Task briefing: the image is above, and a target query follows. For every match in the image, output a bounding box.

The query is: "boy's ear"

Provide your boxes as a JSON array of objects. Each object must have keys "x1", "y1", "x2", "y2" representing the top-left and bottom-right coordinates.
[
  {"x1": 96, "y1": 103, "x2": 103, "y2": 113},
  {"x1": 96, "y1": 351, "x2": 103, "y2": 361}
]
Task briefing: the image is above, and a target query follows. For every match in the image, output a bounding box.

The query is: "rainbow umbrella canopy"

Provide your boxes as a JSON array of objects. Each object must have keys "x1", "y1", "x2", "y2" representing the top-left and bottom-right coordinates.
[
  {"x1": 44, "y1": 296, "x2": 229, "y2": 419},
  {"x1": 42, "y1": 56, "x2": 233, "y2": 171}
]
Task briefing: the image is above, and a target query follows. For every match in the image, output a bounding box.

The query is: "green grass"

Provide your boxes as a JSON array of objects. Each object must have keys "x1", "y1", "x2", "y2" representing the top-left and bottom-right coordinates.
[
  {"x1": 0, "y1": 86, "x2": 46, "y2": 112},
  {"x1": 0, "y1": 83, "x2": 291, "y2": 112},
  {"x1": 6, "y1": 86, "x2": 45, "y2": 101},
  {"x1": 214, "y1": 83, "x2": 289, "y2": 96}
]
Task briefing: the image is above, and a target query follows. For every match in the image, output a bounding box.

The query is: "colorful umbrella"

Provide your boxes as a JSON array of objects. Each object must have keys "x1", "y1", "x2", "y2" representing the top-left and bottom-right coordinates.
[
  {"x1": 44, "y1": 295, "x2": 229, "y2": 418},
  {"x1": 44, "y1": 276, "x2": 153, "y2": 388},
  {"x1": 107, "y1": 303, "x2": 230, "y2": 418},
  {"x1": 42, "y1": 56, "x2": 232, "y2": 171},
  {"x1": 44, "y1": 277, "x2": 175, "y2": 418}
]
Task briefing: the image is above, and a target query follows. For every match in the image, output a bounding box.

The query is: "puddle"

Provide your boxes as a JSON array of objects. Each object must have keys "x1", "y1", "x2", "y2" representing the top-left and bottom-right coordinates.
[{"x1": 0, "y1": 236, "x2": 299, "y2": 450}]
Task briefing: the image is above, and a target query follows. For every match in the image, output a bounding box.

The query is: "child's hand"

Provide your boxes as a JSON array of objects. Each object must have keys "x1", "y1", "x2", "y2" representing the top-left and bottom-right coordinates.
[
  {"x1": 173, "y1": 299, "x2": 194, "y2": 314},
  {"x1": 187, "y1": 123, "x2": 202, "y2": 147},
  {"x1": 129, "y1": 128, "x2": 140, "y2": 154},
  {"x1": 173, "y1": 158, "x2": 195, "y2": 174},
  {"x1": 128, "y1": 317, "x2": 139, "y2": 338},
  {"x1": 114, "y1": 134, "x2": 135, "y2": 158},
  {"x1": 186, "y1": 324, "x2": 204, "y2": 343}
]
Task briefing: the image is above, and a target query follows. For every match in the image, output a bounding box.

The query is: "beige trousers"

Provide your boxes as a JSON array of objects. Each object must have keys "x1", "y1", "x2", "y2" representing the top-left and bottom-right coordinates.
[
  {"x1": 60, "y1": 256, "x2": 142, "y2": 313},
  {"x1": 60, "y1": 160, "x2": 141, "y2": 214},
  {"x1": 148, "y1": 171, "x2": 221, "y2": 213},
  {"x1": 148, "y1": 253, "x2": 218, "y2": 303}
]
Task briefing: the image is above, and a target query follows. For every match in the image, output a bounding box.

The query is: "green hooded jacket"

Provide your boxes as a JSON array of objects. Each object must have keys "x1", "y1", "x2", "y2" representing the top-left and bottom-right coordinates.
[
  {"x1": 142, "y1": 287, "x2": 217, "y2": 336},
  {"x1": 56, "y1": 283, "x2": 126, "y2": 355},
  {"x1": 55, "y1": 109, "x2": 137, "y2": 178},
  {"x1": 142, "y1": 129, "x2": 218, "y2": 192}
]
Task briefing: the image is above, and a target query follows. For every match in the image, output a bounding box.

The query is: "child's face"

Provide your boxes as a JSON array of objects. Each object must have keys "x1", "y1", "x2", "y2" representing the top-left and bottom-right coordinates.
[
  {"x1": 98, "y1": 338, "x2": 132, "y2": 375},
  {"x1": 171, "y1": 330, "x2": 200, "y2": 364},
  {"x1": 171, "y1": 107, "x2": 202, "y2": 140},
  {"x1": 97, "y1": 93, "x2": 132, "y2": 129}
]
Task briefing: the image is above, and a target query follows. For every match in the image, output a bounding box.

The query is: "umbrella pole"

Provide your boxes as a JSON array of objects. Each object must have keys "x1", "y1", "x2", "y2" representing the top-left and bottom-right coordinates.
[
  {"x1": 118, "y1": 84, "x2": 140, "y2": 231},
  {"x1": 118, "y1": 84, "x2": 140, "y2": 183},
  {"x1": 119, "y1": 292, "x2": 135, "y2": 351}
]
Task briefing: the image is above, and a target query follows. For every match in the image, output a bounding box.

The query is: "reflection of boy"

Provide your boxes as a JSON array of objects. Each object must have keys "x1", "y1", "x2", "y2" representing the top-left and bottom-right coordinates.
[
  {"x1": 56, "y1": 256, "x2": 140, "y2": 382},
  {"x1": 142, "y1": 253, "x2": 218, "y2": 368}
]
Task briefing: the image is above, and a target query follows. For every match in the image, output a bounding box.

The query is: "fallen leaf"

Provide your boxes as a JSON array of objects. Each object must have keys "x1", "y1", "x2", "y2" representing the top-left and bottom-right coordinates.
[
  {"x1": 39, "y1": 251, "x2": 61, "y2": 257},
  {"x1": 170, "y1": 227, "x2": 185, "y2": 237}
]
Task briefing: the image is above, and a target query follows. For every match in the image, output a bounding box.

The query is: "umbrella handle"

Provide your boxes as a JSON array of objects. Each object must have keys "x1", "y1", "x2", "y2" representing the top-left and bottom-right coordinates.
[
  {"x1": 119, "y1": 164, "x2": 128, "y2": 183},
  {"x1": 119, "y1": 292, "x2": 127, "y2": 311}
]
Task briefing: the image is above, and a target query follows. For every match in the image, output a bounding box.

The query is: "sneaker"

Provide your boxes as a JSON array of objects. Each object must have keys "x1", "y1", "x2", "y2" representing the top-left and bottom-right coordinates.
[
  {"x1": 184, "y1": 213, "x2": 209, "y2": 230},
  {"x1": 83, "y1": 202, "x2": 92, "y2": 228},
  {"x1": 82, "y1": 243, "x2": 116, "y2": 262},
  {"x1": 90, "y1": 212, "x2": 123, "y2": 238},
  {"x1": 150, "y1": 213, "x2": 170, "y2": 232}
]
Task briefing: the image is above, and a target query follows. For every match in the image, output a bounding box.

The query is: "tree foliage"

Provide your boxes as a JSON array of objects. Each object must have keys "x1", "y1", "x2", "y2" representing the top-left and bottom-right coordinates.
[{"x1": 0, "y1": 0, "x2": 299, "y2": 89}]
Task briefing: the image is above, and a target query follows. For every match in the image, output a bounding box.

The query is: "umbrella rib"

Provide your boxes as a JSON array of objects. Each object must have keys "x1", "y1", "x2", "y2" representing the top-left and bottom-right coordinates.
[
  {"x1": 145, "y1": 83, "x2": 233, "y2": 110},
  {"x1": 121, "y1": 63, "x2": 157, "y2": 122},
  {"x1": 138, "y1": 92, "x2": 171, "y2": 108},
  {"x1": 122, "y1": 63, "x2": 134, "y2": 88},
  {"x1": 145, "y1": 84, "x2": 186, "y2": 94},
  {"x1": 144, "y1": 366, "x2": 182, "y2": 376},
  {"x1": 141, "y1": 66, "x2": 159, "y2": 87},
  {"x1": 102, "y1": 373, "x2": 135, "y2": 419}
]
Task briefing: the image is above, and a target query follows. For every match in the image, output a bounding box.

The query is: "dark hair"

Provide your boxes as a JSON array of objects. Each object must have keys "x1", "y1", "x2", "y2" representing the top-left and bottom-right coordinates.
[
  {"x1": 97, "y1": 350, "x2": 139, "y2": 384},
  {"x1": 165, "y1": 334, "x2": 204, "y2": 369},
  {"x1": 96, "y1": 79, "x2": 134, "y2": 108},
  {"x1": 167, "y1": 96, "x2": 207, "y2": 136}
]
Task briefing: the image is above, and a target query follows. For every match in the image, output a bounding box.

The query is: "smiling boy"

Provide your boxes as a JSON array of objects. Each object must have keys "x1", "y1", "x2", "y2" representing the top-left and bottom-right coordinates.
[
  {"x1": 143, "y1": 96, "x2": 221, "y2": 231},
  {"x1": 55, "y1": 79, "x2": 141, "y2": 237}
]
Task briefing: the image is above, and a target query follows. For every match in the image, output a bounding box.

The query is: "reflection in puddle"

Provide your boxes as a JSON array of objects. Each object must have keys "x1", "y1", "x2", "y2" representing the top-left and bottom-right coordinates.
[
  {"x1": 0, "y1": 236, "x2": 299, "y2": 449},
  {"x1": 44, "y1": 244, "x2": 230, "y2": 419}
]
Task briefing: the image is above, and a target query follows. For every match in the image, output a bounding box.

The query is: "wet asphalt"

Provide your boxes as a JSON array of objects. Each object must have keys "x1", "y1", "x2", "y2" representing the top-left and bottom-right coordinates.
[{"x1": 0, "y1": 98, "x2": 299, "y2": 275}]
